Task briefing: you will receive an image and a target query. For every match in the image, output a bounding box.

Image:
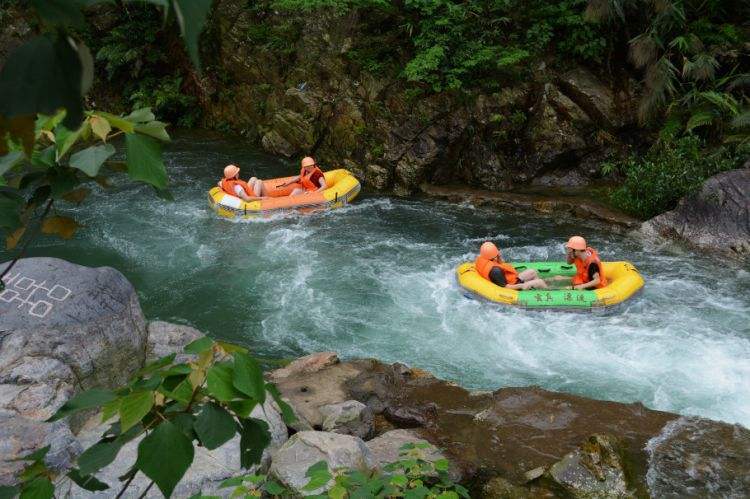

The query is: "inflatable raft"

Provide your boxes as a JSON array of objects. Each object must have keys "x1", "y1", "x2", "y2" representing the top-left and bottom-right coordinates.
[
  {"x1": 208, "y1": 169, "x2": 360, "y2": 219},
  {"x1": 456, "y1": 261, "x2": 644, "y2": 309}
]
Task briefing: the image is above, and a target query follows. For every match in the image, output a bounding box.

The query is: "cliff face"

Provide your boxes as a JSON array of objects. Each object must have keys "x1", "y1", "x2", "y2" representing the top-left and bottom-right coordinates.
[{"x1": 197, "y1": 1, "x2": 641, "y2": 194}]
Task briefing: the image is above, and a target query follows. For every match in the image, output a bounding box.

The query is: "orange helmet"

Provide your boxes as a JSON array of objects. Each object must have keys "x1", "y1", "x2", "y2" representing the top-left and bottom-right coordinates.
[
  {"x1": 565, "y1": 236, "x2": 587, "y2": 251},
  {"x1": 301, "y1": 156, "x2": 316, "y2": 168},
  {"x1": 480, "y1": 241, "x2": 500, "y2": 259},
  {"x1": 224, "y1": 164, "x2": 240, "y2": 179}
]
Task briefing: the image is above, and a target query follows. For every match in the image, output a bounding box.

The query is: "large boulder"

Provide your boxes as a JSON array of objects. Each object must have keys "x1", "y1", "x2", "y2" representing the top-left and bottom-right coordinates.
[
  {"x1": 270, "y1": 431, "x2": 373, "y2": 495},
  {"x1": 0, "y1": 257, "x2": 147, "y2": 423},
  {"x1": 641, "y1": 169, "x2": 750, "y2": 258},
  {"x1": 646, "y1": 417, "x2": 750, "y2": 497}
]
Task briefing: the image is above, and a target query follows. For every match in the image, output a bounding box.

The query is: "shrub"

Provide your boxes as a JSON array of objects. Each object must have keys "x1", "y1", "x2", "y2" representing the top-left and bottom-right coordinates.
[{"x1": 609, "y1": 136, "x2": 743, "y2": 218}]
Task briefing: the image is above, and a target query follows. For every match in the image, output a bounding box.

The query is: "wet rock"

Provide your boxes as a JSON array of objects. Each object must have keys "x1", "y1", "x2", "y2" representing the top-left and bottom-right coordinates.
[
  {"x1": 0, "y1": 414, "x2": 82, "y2": 486},
  {"x1": 269, "y1": 352, "x2": 340, "y2": 381},
  {"x1": 270, "y1": 109, "x2": 317, "y2": 152},
  {"x1": 546, "y1": 434, "x2": 633, "y2": 498},
  {"x1": 481, "y1": 476, "x2": 534, "y2": 498},
  {"x1": 641, "y1": 169, "x2": 750, "y2": 259},
  {"x1": 646, "y1": 416, "x2": 750, "y2": 497},
  {"x1": 531, "y1": 169, "x2": 590, "y2": 188},
  {"x1": 365, "y1": 163, "x2": 392, "y2": 190},
  {"x1": 269, "y1": 431, "x2": 373, "y2": 494},
  {"x1": 261, "y1": 130, "x2": 296, "y2": 157},
  {"x1": 366, "y1": 429, "x2": 462, "y2": 482},
  {"x1": 146, "y1": 320, "x2": 203, "y2": 363},
  {"x1": 0, "y1": 257, "x2": 147, "y2": 423},
  {"x1": 320, "y1": 400, "x2": 373, "y2": 439},
  {"x1": 556, "y1": 68, "x2": 632, "y2": 129}
]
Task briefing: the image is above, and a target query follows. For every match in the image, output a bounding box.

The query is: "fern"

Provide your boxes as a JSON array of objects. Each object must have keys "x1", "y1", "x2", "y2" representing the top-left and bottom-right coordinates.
[
  {"x1": 682, "y1": 53, "x2": 719, "y2": 82},
  {"x1": 685, "y1": 110, "x2": 716, "y2": 132}
]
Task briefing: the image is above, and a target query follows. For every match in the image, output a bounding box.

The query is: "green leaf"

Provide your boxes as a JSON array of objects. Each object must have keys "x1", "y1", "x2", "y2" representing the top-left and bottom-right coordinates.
[
  {"x1": 18, "y1": 446, "x2": 50, "y2": 463},
  {"x1": 119, "y1": 391, "x2": 154, "y2": 433},
  {"x1": 95, "y1": 112, "x2": 135, "y2": 133},
  {"x1": 161, "y1": 378, "x2": 194, "y2": 404},
  {"x1": 67, "y1": 469, "x2": 109, "y2": 491},
  {"x1": 264, "y1": 480, "x2": 287, "y2": 495},
  {"x1": 135, "y1": 121, "x2": 170, "y2": 142},
  {"x1": 238, "y1": 418, "x2": 271, "y2": 468},
  {"x1": 136, "y1": 421, "x2": 194, "y2": 498},
  {"x1": 184, "y1": 336, "x2": 213, "y2": 354},
  {"x1": 390, "y1": 474, "x2": 408, "y2": 487},
  {"x1": 48, "y1": 389, "x2": 117, "y2": 421},
  {"x1": 329, "y1": 484, "x2": 347, "y2": 499},
  {"x1": 77, "y1": 440, "x2": 122, "y2": 476},
  {"x1": 227, "y1": 400, "x2": 257, "y2": 418},
  {"x1": 265, "y1": 383, "x2": 296, "y2": 425},
  {"x1": 404, "y1": 486, "x2": 430, "y2": 499},
  {"x1": 69, "y1": 144, "x2": 115, "y2": 177},
  {"x1": 434, "y1": 458, "x2": 449, "y2": 472},
  {"x1": 0, "y1": 485, "x2": 20, "y2": 499},
  {"x1": 0, "y1": 151, "x2": 24, "y2": 176},
  {"x1": 686, "y1": 111, "x2": 715, "y2": 132},
  {"x1": 0, "y1": 196, "x2": 22, "y2": 230},
  {"x1": 171, "y1": 413, "x2": 197, "y2": 439},
  {"x1": 126, "y1": 108, "x2": 156, "y2": 123},
  {"x1": 194, "y1": 403, "x2": 236, "y2": 450},
  {"x1": 100, "y1": 398, "x2": 120, "y2": 423},
  {"x1": 30, "y1": 0, "x2": 85, "y2": 28},
  {"x1": 172, "y1": 0, "x2": 213, "y2": 71},
  {"x1": 30, "y1": 146, "x2": 55, "y2": 168},
  {"x1": 136, "y1": 353, "x2": 177, "y2": 377},
  {"x1": 233, "y1": 352, "x2": 266, "y2": 404},
  {"x1": 125, "y1": 133, "x2": 167, "y2": 189},
  {"x1": 0, "y1": 36, "x2": 83, "y2": 128},
  {"x1": 55, "y1": 122, "x2": 89, "y2": 161},
  {"x1": 206, "y1": 363, "x2": 242, "y2": 401},
  {"x1": 19, "y1": 477, "x2": 53, "y2": 499},
  {"x1": 218, "y1": 476, "x2": 246, "y2": 488}
]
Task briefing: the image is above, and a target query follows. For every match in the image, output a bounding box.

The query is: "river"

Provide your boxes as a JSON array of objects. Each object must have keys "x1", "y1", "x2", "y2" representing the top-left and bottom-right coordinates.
[{"x1": 7, "y1": 131, "x2": 750, "y2": 427}]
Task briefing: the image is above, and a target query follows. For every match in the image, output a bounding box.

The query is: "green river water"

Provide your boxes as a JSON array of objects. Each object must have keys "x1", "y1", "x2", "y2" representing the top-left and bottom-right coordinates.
[{"x1": 6, "y1": 131, "x2": 750, "y2": 427}]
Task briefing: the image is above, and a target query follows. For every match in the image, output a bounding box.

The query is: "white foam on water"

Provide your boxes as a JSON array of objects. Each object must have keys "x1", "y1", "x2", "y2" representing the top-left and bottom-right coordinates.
[{"x1": 19, "y1": 134, "x2": 750, "y2": 428}]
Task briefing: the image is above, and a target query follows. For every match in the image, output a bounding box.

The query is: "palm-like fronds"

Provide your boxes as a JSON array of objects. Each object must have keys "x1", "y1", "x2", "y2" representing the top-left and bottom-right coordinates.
[
  {"x1": 585, "y1": 0, "x2": 629, "y2": 22},
  {"x1": 683, "y1": 53, "x2": 719, "y2": 82},
  {"x1": 639, "y1": 57, "x2": 679, "y2": 122},
  {"x1": 685, "y1": 110, "x2": 716, "y2": 132},
  {"x1": 630, "y1": 31, "x2": 661, "y2": 68},
  {"x1": 730, "y1": 110, "x2": 750, "y2": 129}
]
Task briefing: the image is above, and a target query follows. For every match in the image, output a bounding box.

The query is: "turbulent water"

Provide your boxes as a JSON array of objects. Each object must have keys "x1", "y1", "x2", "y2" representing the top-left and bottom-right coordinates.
[{"x1": 8, "y1": 131, "x2": 750, "y2": 427}]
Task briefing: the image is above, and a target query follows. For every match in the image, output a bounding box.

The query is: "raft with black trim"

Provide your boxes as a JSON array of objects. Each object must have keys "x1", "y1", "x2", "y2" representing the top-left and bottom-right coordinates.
[
  {"x1": 208, "y1": 169, "x2": 360, "y2": 218},
  {"x1": 456, "y1": 261, "x2": 644, "y2": 309}
]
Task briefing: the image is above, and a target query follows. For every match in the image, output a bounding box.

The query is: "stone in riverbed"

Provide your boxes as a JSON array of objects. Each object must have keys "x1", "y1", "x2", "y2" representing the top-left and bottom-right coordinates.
[
  {"x1": 641, "y1": 169, "x2": 750, "y2": 259},
  {"x1": 320, "y1": 400, "x2": 373, "y2": 439},
  {"x1": 366, "y1": 164, "x2": 392, "y2": 190},
  {"x1": 645, "y1": 416, "x2": 750, "y2": 497},
  {"x1": 146, "y1": 320, "x2": 203, "y2": 363},
  {"x1": 546, "y1": 434, "x2": 633, "y2": 498},
  {"x1": 269, "y1": 431, "x2": 373, "y2": 495},
  {"x1": 366, "y1": 429, "x2": 462, "y2": 482}
]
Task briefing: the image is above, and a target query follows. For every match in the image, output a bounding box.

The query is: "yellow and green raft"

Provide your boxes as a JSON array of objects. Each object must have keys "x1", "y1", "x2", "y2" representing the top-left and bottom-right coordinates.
[{"x1": 456, "y1": 261, "x2": 644, "y2": 309}]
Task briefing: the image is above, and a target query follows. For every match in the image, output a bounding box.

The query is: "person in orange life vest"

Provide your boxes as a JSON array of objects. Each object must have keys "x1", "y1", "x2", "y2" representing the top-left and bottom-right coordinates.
[
  {"x1": 563, "y1": 236, "x2": 608, "y2": 290},
  {"x1": 475, "y1": 242, "x2": 549, "y2": 290},
  {"x1": 288, "y1": 156, "x2": 327, "y2": 196},
  {"x1": 218, "y1": 164, "x2": 266, "y2": 201}
]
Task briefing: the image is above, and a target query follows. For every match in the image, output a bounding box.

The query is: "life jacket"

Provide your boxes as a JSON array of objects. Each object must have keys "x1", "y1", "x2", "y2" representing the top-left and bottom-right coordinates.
[
  {"x1": 572, "y1": 247, "x2": 608, "y2": 288},
  {"x1": 299, "y1": 166, "x2": 324, "y2": 191},
  {"x1": 221, "y1": 178, "x2": 253, "y2": 198},
  {"x1": 475, "y1": 256, "x2": 518, "y2": 286}
]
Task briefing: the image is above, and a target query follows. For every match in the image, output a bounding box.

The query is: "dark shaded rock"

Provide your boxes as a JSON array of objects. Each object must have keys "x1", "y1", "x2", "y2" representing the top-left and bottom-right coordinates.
[
  {"x1": 546, "y1": 434, "x2": 633, "y2": 498},
  {"x1": 646, "y1": 417, "x2": 750, "y2": 498},
  {"x1": 556, "y1": 68, "x2": 633, "y2": 129},
  {"x1": 641, "y1": 169, "x2": 750, "y2": 259},
  {"x1": 320, "y1": 400, "x2": 373, "y2": 439},
  {"x1": 365, "y1": 163, "x2": 392, "y2": 190},
  {"x1": 272, "y1": 356, "x2": 677, "y2": 492}
]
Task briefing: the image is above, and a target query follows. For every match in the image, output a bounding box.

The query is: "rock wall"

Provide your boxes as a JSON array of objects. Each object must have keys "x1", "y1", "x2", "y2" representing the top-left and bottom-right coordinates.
[
  {"x1": 641, "y1": 168, "x2": 750, "y2": 259},
  {"x1": 200, "y1": 2, "x2": 638, "y2": 195}
]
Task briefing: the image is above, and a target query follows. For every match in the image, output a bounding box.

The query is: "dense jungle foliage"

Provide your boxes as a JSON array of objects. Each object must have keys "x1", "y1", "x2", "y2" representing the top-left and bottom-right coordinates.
[{"x1": 1, "y1": 0, "x2": 748, "y2": 224}]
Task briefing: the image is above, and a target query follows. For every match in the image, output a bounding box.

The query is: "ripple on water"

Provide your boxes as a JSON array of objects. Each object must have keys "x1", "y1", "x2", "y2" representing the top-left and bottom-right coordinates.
[{"x1": 9, "y1": 131, "x2": 750, "y2": 428}]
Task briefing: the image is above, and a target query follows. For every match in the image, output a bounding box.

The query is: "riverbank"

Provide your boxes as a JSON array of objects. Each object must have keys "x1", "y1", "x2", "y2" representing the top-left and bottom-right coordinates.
[{"x1": 1, "y1": 259, "x2": 748, "y2": 496}]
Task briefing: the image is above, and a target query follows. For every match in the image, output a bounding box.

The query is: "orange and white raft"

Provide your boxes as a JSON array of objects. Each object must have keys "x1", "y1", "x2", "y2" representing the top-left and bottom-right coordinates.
[{"x1": 208, "y1": 169, "x2": 361, "y2": 219}]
